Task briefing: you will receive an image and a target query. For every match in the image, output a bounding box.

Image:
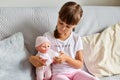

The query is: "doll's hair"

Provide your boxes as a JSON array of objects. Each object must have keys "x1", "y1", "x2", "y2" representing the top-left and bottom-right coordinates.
[{"x1": 35, "y1": 36, "x2": 50, "y2": 47}]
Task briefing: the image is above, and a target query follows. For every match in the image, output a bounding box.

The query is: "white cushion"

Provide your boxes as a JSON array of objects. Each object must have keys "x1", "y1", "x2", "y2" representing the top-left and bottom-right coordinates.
[
  {"x1": 0, "y1": 32, "x2": 32, "y2": 80},
  {"x1": 82, "y1": 23, "x2": 120, "y2": 77}
]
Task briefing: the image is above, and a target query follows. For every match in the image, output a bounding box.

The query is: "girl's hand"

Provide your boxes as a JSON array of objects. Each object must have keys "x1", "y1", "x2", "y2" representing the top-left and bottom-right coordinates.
[
  {"x1": 38, "y1": 56, "x2": 47, "y2": 65},
  {"x1": 29, "y1": 56, "x2": 47, "y2": 67},
  {"x1": 53, "y1": 51, "x2": 69, "y2": 64}
]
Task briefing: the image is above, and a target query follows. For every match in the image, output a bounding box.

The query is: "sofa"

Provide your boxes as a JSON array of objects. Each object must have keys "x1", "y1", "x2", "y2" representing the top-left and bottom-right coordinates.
[{"x1": 0, "y1": 6, "x2": 120, "y2": 80}]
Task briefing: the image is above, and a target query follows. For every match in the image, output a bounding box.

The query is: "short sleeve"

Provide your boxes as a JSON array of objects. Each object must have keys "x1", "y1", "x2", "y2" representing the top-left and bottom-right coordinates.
[{"x1": 75, "y1": 36, "x2": 83, "y2": 52}]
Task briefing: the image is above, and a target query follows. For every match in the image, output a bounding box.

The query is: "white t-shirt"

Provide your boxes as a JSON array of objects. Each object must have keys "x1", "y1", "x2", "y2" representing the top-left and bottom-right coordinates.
[{"x1": 44, "y1": 31, "x2": 83, "y2": 75}]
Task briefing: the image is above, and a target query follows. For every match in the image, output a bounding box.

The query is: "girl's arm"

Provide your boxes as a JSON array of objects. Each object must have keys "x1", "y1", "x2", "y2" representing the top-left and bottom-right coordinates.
[{"x1": 54, "y1": 50, "x2": 84, "y2": 69}]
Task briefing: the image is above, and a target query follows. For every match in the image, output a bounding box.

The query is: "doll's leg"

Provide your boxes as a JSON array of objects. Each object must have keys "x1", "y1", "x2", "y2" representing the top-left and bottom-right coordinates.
[
  {"x1": 36, "y1": 68, "x2": 44, "y2": 80},
  {"x1": 72, "y1": 70, "x2": 99, "y2": 80},
  {"x1": 44, "y1": 66, "x2": 52, "y2": 80}
]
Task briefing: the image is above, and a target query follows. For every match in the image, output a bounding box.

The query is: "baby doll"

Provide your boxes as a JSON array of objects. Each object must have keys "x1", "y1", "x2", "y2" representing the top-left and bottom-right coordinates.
[{"x1": 34, "y1": 36, "x2": 58, "y2": 80}]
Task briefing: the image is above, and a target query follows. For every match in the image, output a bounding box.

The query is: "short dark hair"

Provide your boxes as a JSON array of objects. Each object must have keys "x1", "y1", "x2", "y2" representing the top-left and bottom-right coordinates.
[
  {"x1": 54, "y1": 1, "x2": 83, "y2": 38},
  {"x1": 59, "y1": 1, "x2": 83, "y2": 25}
]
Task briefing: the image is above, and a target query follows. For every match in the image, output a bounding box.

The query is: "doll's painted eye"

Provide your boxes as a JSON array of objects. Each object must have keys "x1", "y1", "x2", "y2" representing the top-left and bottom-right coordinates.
[{"x1": 47, "y1": 45, "x2": 50, "y2": 48}]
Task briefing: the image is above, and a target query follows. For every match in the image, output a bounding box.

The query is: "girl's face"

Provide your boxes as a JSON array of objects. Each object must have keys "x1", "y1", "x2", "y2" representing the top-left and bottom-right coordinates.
[
  {"x1": 57, "y1": 18, "x2": 76, "y2": 35},
  {"x1": 36, "y1": 42, "x2": 50, "y2": 53}
]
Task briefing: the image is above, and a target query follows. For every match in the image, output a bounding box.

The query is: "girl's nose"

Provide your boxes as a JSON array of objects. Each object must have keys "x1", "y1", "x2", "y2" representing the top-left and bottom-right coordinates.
[
  {"x1": 62, "y1": 27, "x2": 66, "y2": 30},
  {"x1": 62, "y1": 25, "x2": 67, "y2": 30}
]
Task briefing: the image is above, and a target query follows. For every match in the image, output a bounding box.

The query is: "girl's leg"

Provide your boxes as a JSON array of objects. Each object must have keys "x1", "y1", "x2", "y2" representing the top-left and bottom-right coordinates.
[
  {"x1": 72, "y1": 70, "x2": 99, "y2": 80},
  {"x1": 52, "y1": 74, "x2": 70, "y2": 80}
]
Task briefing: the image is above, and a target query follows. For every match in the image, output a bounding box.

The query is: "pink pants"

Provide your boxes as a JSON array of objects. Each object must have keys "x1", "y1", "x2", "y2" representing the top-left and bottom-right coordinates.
[{"x1": 51, "y1": 70, "x2": 99, "y2": 80}]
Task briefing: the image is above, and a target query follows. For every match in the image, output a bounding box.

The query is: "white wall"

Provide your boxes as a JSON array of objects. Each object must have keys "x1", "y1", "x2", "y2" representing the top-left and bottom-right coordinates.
[
  {"x1": 80, "y1": 0, "x2": 120, "y2": 6},
  {"x1": 0, "y1": 0, "x2": 120, "y2": 7}
]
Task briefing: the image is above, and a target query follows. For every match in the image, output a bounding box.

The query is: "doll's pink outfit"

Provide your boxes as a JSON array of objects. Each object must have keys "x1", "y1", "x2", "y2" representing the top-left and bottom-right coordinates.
[
  {"x1": 35, "y1": 36, "x2": 58, "y2": 80},
  {"x1": 36, "y1": 52, "x2": 52, "y2": 80}
]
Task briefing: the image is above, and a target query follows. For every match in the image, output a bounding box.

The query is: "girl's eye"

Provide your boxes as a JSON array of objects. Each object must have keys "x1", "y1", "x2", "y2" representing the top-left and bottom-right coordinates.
[
  {"x1": 59, "y1": 21, "x2": 63, "y2": 25},
  {"x1": 66, "y1": 25, "x2": 70, "y2": 28},
  {"x1": 60, "y1": 22, "x2": 63, "y2": 25}
]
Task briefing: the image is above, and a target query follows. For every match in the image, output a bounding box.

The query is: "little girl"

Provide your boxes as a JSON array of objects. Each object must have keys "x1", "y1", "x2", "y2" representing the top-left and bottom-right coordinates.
[{"x1": 44, "y1": 1, "x2": 99, "y2": 80}]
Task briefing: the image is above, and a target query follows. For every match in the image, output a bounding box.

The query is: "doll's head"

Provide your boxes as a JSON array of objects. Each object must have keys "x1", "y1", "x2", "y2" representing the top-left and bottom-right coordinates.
[{"x1": 35, "y1": 36, "x2": 50, "y2": 53}]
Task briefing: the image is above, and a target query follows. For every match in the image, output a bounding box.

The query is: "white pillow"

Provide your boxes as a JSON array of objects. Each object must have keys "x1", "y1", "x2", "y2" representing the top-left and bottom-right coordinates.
[
  {"x1": 0, "y1": 32, "x2": 32, "y2": 80},
  {"x1": 82, "y1": 23, "x2": 120, "y2": 77}
]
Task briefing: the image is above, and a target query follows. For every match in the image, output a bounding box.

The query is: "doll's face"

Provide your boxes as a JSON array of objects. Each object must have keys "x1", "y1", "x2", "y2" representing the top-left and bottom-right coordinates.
[{"x1": 36, "y1": 42, "x2": 50, "y2": 53}]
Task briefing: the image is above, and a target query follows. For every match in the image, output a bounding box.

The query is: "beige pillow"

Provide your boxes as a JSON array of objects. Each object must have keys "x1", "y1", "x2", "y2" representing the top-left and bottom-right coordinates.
[{"x1": 82, "y1": 23, "x2": 120, "y2": 77}]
